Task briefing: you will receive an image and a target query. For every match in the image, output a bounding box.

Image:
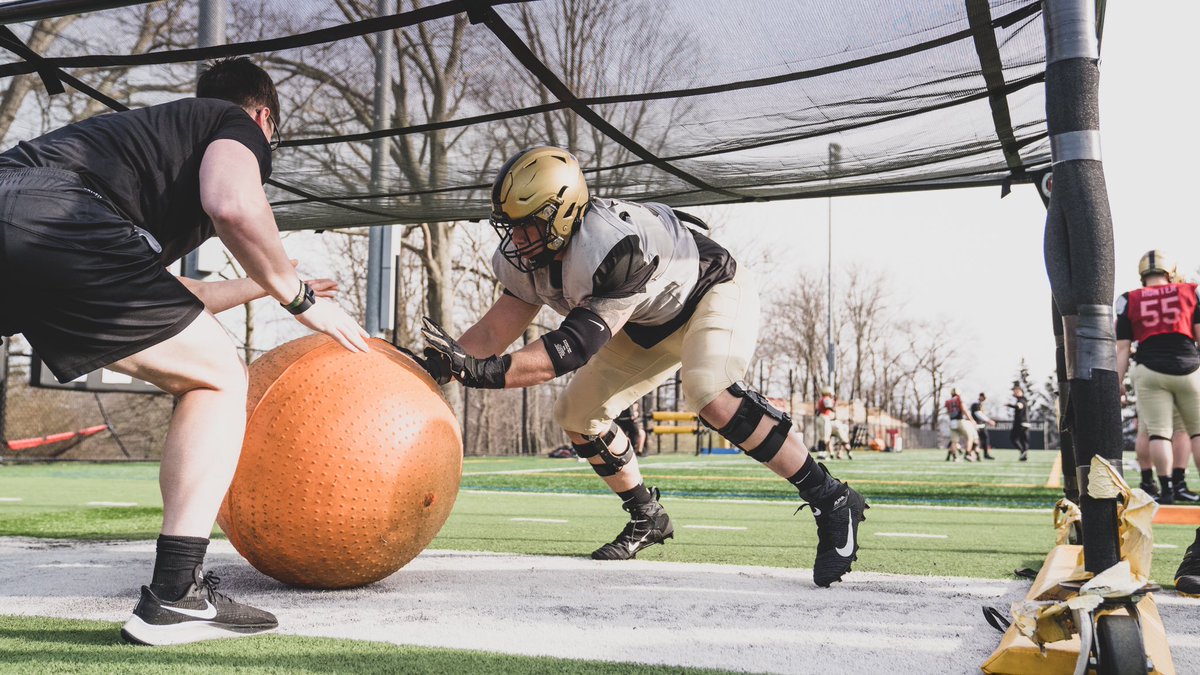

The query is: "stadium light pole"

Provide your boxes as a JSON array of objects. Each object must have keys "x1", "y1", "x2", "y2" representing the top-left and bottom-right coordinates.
[
  {"x1": 826, "y1": 142, "x2": 842, "y2": 390},
  {"x1": 365, "y1": 0, "x2": 397, "y2": 337},
  {"x1": 182, "y1": 0, "x2": 226, "y2": 280}
]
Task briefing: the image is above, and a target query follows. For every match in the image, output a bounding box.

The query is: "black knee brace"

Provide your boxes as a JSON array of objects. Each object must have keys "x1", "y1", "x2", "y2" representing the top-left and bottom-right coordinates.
[
  {"x1": 702, "y1": 383, "x2": 792, "y2": 463},
  {"x1": 573, "y1": 425, "x2": 632, "y2": 477}
]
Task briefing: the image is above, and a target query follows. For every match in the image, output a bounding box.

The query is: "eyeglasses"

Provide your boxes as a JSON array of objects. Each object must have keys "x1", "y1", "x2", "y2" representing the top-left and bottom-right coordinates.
[{"x1": 256, "y1": 108, "x2": 282, "y2": 152}]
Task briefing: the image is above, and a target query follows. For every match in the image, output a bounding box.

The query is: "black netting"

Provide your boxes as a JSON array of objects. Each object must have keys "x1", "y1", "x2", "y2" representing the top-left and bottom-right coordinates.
[{"x1": 0, "y1": 0, "x2": 1065, "y2": 231}]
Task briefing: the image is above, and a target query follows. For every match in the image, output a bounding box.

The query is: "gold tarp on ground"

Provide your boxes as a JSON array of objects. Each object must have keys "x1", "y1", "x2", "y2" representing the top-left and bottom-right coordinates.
[{"x1": 981, "y1": 457, "x2": 1174, "y2": 674}]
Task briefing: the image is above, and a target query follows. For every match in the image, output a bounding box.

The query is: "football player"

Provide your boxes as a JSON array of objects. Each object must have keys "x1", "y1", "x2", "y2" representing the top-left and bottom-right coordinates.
[
  {"x1": 416, "y1": 147, "x2": 867, "y2": 587},
  {"x1": 1118, "y1": 251, "x2": 1200, "y2": 503}
]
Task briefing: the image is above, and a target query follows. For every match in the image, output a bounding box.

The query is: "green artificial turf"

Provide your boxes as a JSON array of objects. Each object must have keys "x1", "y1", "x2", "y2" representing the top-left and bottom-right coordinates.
[
  {"x1": 2, "y1": 450, "x2": 1196, "y2": 585},
  {"x1": 0, "y1": 615, "x2": 740, "y2": 675}
]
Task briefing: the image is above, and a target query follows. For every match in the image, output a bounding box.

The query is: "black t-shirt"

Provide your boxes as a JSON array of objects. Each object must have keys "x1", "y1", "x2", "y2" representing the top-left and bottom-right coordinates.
[
  {"x1": 0, "y1": 98, "x2": 271, "y2": 264},
  {"x1": 970, "y1": 401, "x2": 987, "y2": 424}
]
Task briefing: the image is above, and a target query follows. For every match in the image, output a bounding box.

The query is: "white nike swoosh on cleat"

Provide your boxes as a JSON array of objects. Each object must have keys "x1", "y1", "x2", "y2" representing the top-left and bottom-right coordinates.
[
  {"x1": 835, "y1": 511, "x2": 856, "y2": 557},
  {"x1": 162, "y1": 600, "x2": 217, "y2": 620}
]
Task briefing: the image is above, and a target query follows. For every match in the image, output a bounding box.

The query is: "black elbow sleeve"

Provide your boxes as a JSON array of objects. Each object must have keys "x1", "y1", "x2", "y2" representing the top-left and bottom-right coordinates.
[{"x1": 541, "y1": 307, "x2": 611, "y2": 376}]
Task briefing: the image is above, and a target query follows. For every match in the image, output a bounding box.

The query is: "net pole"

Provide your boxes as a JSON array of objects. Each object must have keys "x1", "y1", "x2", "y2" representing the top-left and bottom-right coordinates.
[
  {"x1": 365, "y1": 0, "x2": 396, "y2": 336},
  {"x1": 181, "y1": 0, "x2": 226, "y2": 280}
]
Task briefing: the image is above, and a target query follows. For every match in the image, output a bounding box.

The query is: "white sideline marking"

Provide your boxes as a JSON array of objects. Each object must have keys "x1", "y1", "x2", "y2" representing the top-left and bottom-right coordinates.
[
  {"x1": 35, "y1": 563, "x2": 111, "y2": 569},
  {"x1": 510, "y1": 518, "x2": 568, "y2": 524},
  {"x1": 460, "y1": 489, "x2": 1048, "y2": 513},
  {"x1": 1153, "y1": 543, "x2": 1179, "y2": 549},
  {"x1": 875, "y1": 532, "x2": 949, "y2": 539},
  {"x1": 683, "y1": 525, "x2": 748, "y2": 531},
  {"x1": 0, "y1": 497, "x2": 22, "y2": 502},
  {"x1": 85, "y1": 501, "x2": 137, "y2": 507}
]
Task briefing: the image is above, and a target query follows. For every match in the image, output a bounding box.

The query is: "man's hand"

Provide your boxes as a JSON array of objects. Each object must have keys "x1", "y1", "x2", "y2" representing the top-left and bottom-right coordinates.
[
  {"x1": 295, "y1": 299, "x2": 370, "y2": 352},
  {"x1": 421, "y1": 317, "x2": 509, "y2": 389}
]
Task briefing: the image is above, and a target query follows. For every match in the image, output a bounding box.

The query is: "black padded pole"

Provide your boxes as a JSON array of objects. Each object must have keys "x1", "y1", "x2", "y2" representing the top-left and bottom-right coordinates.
[{"x1": 1042, "y1": 0, "x2": 1121, "y2": 573}]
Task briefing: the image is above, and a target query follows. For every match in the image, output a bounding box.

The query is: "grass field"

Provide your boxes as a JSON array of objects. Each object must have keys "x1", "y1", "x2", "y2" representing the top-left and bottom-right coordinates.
[
  {"x1": 1, "y1": 449, "x2": 1195, "y2": 583},
  {"x1": 3, "y1": 448, "x2": 1198, "y2": 674}
]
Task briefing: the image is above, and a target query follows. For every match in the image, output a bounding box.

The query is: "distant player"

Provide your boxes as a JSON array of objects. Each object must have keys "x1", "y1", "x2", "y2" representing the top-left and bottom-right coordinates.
[
  {"x1": 944, "y1": 388, "x2": 976, "y2": 461},
  {"x1": 814, "y1": 387, "x2": 837, "y2": 460},
  {"x1": 415, "y1": 146, "x2": 867, "y2": 586},
  {"x1": 1006, "y1": 385, "x2": 1031, "y2": 461},
  {"x1": 970, "y1": 392, "x2": 997, "y2": 460}
]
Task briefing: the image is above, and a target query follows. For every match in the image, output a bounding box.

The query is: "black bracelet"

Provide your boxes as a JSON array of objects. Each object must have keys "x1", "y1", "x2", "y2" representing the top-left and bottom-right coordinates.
[{"x1": 281, "y1": 281, "x2": 316, "y2": 315}]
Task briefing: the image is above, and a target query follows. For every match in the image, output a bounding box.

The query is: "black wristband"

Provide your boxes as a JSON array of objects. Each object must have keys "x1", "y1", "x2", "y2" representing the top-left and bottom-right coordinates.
[{"x1": 282, "y1": 282, "x2": 316, "y2": 315}]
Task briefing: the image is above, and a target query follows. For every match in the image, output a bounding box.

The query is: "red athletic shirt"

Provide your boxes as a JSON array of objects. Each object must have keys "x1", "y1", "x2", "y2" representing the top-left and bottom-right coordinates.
[
  {"x1": 1123, "y1": 282, "x2": 1198, "y2": 342},
  {"x1": 817, "y1": 396, "x2": 835, "y2": 416},
  {"x1": 945, "y1": 395, "x2": 965, "y2": 419}
]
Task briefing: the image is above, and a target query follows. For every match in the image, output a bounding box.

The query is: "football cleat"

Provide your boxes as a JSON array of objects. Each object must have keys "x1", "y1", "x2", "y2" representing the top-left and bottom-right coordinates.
[
  {"x1": 1175, "y1": 538, "x2": 1200, "y2": 597},
  {"x1": 592, "y1": 487, "x2": 674, "y2": 560},
  {"x1": 804, "y1": 482, "x2": 869, "y2": 588},
  {"x1": 1175, "y1": 482, "x2": 1200, "y2": 503},
  {"x1": 121, "y1": 565, "x2": 277, "y2": 646}
]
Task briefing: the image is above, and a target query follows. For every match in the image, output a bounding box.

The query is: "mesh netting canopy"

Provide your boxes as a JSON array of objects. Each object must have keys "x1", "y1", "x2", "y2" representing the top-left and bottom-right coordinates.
[{"x1": 0, "y1": 0, "x2": 1058, "y2": 231}]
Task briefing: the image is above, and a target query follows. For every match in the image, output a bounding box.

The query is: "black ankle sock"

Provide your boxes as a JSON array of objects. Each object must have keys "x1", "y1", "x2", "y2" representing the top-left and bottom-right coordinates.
[
  {"x1": 1142, "y1": 468, "x2": 1155, "y2": 485},
  {"x1": 150, "y1": 534, "x2": 209, "y2": 601},
  {"x1": 1159, "y1": 476, "x2": 1174, "y2": 496},
  {"x1": 617, "y1": 483, "x2": 654, "y2": 508},
  {"x1": 788, "y1": 454, "x2": 840, "y2": 504},
  {"x1": 1173, "y1": 468, "x2": 1186, "y2": 484}
]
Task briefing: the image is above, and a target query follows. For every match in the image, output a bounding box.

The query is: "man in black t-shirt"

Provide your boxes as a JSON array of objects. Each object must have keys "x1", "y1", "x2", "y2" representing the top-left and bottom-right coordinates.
[
  {"x1": 0, "y1": 58, "x2": 368, "y2": 646},
  {"x1": 970, "y1": 392, "x2": 997, "y2": 460},
  {"x1": 1007, "y1": 385, "x2": 1030, "y2": 461}
]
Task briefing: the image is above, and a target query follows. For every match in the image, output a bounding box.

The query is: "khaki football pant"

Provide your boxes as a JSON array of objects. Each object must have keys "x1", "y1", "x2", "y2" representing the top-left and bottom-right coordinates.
[
  {"x1": 1132, "y1": 364, "x2": 1200, "y2": 438},
  {"x1": 554, "y1": 270, "x2": 760, "y2": 436}
]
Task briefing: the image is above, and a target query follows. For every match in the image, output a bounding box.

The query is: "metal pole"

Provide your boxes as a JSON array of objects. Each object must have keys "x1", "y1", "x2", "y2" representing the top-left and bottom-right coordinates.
[
  {"x1": 0, "y1": 338, "x2": 8, "y2": 445},
  {"x1": 183, "y1": 0, "x2": 227, "y2": 280},
  {"x1": 826, "y1": 142, "x2": 841, "y2": 389},
  {"x1": 365, "y1": 0, "x2": 397, "y2": 336}
]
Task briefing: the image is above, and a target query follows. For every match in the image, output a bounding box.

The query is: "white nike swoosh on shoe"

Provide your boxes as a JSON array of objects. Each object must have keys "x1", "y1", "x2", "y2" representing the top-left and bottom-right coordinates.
[
  {"x1": 626, "y1": 532, "x2": 653, "y2": 555},
  {"x1": 162, "y1": 600, "x2": 217, "y2": 620},
  {"x1": 588, "y1": 319, "x2": 607, "y2": 331},
  {"x1": 835, "y1": 511, "x2": 856, "y2": 557}
]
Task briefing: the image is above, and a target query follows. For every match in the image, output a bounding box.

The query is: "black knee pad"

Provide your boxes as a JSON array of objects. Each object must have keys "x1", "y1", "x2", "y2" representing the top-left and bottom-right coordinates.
[
  {"x1": 702, "y1": 383, "x2": 792, "y2": 463},
  {"x1": 572, "y1": 425, "x2": 632, "y2": 477}
]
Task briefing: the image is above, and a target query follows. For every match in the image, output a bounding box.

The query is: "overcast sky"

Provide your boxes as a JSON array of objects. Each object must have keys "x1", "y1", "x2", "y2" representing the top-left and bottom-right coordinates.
[{"x1": 691, "y1": 0, "x2": 1200, "y2": 405}]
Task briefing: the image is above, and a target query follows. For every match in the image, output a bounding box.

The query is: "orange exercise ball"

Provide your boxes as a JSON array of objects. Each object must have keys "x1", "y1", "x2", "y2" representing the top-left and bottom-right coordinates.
[{"x1": 217, "y1": 335, "x2": 462, "y2": 589}]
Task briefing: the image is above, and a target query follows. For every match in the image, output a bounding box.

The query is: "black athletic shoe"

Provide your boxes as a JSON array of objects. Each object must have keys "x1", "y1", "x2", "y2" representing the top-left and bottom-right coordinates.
[
  {"x1": 1156, "y1": 489, "x2": 1175, "y2": 506},
  {"x1": 805, "y1": 481, "x2": 869, "y2": 588},
  {"x1": 1175, "y1": 483, "x2": 1200, "y2": 503},
  {"x1": 121, "y1": 565, "x2": 277, "y2": 646},
  {"x1": 591, "y1": 487, "x2": 674, "y2": 560},
  {"x1": 1018, "y1": 451, "x2": 1028, "y2": 462},
  {"x1": 1140, "y1": 481, "x2": 1161, "y2": 499},
  {"x1": 1175, "y1": 539, "x2": 1200, "y2": 597}
]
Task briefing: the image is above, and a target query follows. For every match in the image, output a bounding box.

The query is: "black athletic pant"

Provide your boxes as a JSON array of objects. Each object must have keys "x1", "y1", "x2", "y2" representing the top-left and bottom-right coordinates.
[{"x1": 1010, "y1": 426, "x2": 1029, "y2": 455}]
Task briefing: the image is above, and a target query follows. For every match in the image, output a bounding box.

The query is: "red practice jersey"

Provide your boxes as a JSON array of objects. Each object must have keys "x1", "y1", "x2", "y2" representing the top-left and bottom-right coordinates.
[
  {"x1": 1126, "y1": 282, "x2": 1198, "y2": 342},
  {"x1": 817, "y1": 396, "x2": 835, "y2": 417},
  {"x1": 945, "y1": 395, "x2": 965, "y2": 419}
]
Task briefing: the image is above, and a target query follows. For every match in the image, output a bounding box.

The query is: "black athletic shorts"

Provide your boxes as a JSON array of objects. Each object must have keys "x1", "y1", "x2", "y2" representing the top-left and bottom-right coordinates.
[{"x1": 0, "y1": 167, "x2": 204, "y2": 382}]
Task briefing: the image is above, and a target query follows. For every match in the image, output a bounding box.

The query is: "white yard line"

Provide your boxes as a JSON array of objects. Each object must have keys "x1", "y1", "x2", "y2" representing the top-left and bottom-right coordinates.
[
  {"x1": 459, "y1": 489, "x2": 1048, "y2": 513},
  {"x1": 876, "y1": 532, "x2": 949, "y2": 539},
  {"x1": 683, "y1": 525, "x2": 748, "y2": 531},
  {"x1": 509, "y1": 518, "x2": 568, "y2": 524},
  {"x1": 0, "y1": 497, "x2": 22, "y2": 502},
  {"x1": 85, "y1": 501, "x2": 137, "y2": 507}
]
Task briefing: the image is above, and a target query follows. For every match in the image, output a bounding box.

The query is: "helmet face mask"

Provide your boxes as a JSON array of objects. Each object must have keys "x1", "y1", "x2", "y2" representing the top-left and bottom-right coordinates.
[{"x1": 490, "y1": 146, "x2": 589, "y2": 272}]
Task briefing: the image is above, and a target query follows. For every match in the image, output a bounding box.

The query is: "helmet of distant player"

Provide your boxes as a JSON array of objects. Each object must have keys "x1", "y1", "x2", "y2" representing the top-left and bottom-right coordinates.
[
  {"x1": 1138, "y1": 249, "x2": 1177, "y2": 284},
  {"x1": 489, "y1": 146, "x2": 589, "y2": 272}
]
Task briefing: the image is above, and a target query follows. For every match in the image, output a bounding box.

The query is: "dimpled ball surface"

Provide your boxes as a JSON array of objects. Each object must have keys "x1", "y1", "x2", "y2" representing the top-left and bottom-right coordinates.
[{"x1": 216, "y1": 335, "x2": 462, "y2": 589}]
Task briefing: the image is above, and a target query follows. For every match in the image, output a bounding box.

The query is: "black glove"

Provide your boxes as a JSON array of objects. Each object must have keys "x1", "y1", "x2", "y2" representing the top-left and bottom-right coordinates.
[
  {"x1": 389, "y1": 343, "x2": 453, "y2": 385},
  {"x1": 420, "y1": 317, "x2": 510, "y2": 389}
]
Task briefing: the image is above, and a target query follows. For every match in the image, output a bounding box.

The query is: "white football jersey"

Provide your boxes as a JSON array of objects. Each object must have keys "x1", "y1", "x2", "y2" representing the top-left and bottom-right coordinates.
[{"x1": 493, "y1": 198, "x2": 736, "y2": 347}]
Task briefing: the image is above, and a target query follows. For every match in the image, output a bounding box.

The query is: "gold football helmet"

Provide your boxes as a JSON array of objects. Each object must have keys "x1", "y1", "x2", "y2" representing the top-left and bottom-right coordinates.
[
  {"x1": 490, "y1": 146, "x2": 589, "y2": 272},
  {"x1": 1138, "y1": 249, "x2": 1176, "y2": 283}
]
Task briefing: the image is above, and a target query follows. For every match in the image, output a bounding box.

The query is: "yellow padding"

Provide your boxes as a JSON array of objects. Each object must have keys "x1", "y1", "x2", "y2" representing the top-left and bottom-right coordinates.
[
  {"x1": 651, "y1": 425, "x2": 698, "y2": 435},
  {"x1": 651, "y1": 411, "x2": 698, "y2": 421}
]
